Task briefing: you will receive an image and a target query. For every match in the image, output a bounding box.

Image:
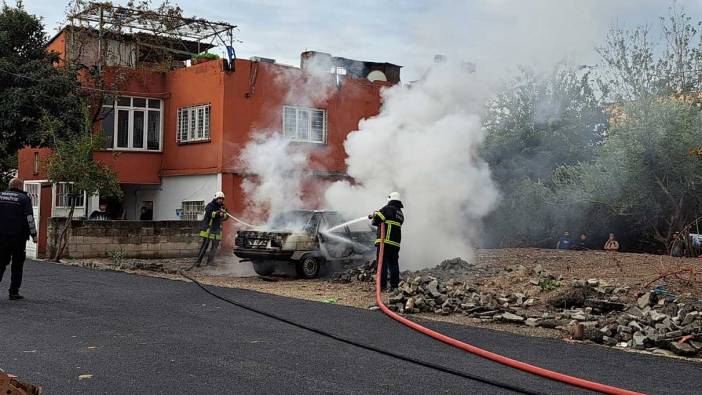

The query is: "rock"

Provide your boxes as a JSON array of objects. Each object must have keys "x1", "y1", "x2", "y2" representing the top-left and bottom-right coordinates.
[
  {"x1": 405, "y1": 297, "x2": 415, "y2": 313},
  {"x1": 670, "y1": 341, "x2": 699, "y2": 357},
  {"x1": 637, "y1": 292, "x2": 655, "y2": 309},
  {"x1": 628, "y1": 321, "x2": 643, "y2": 332},
  {"x1": 525, "y1": 318, "x2": 538, "y2": 327},
  {"x1": 586, "y1": 279, "x2": 600, "y2": 287},
  {"x1": 389, "y1": 292, "x2": 404, "y2": 304},
  {"x1": 682, "y1": 312, "x2": 700, "y2": 326},
  {"x1": 665, "y1": 330, "x2": 683, "y2": 339},
  {"x1": 500, "y1": 312, "x2": 525, "y2": 323},
  {"x1": 651, "y1": 348, "x2": 677, "y2": 357},
  {"x1": 584, "y1": 326, "x2": 604, "y2": 343},
  {"x1": 649, "y1": 310, "x2": 668, "y2": 323},
  {"x1": 538, "y1": 319, "x2": 560, "y2": 329},
  {"x1": 426, "y1": 279, "x2": 442, "y2": 298},
  {"x1": 632, "y1": 332, "x2": 646, "y2": 349},
  {"x1": 603, "y1": 336, "x2": 618, "y2": 346},
  {"x1": 572, "y1": 313, "x2": 588, "y2": 321}
]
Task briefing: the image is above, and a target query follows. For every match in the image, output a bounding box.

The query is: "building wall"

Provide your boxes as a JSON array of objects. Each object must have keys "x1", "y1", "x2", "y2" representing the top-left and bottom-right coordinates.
[
  {"x1": 153, "y1": 173, "x2": 220, "y2": 220},
  {"x1": 48, "y1": 218, "x2": 201, "y2": 259},
  {"x1": 161, "y1": 60, "x2": 224, "y2": 176}
]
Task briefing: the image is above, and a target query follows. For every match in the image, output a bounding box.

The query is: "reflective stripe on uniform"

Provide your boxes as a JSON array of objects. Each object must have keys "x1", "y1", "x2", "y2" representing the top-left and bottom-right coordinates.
[
  {"x1": 374, "y1": 211, "x2": 386, "y2": 221},
  {"x1": 375, "y1": 239, "x2": 401, "y2": 248},
  {"x1": 385, "y1": 220, "x2": 401, "y2": 227},
  {"x1": 200, "y1": 229, "x2": 223, "y2": 240}
]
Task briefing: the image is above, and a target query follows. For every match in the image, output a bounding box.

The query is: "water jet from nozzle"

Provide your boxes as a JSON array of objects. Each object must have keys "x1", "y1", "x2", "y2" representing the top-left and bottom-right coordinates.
[
  {"x1": 225, "y1": 212, "x2": 257, "y2": 228},
  {"x1": 326, "y1": 216, "x2": 370, "y2": 233}
]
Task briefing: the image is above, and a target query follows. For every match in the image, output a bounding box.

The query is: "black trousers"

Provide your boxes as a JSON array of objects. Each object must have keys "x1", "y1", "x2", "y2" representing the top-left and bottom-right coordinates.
[
  {"x1": 377, "y1": 245, "x2": 400, "y2": 290},
  {"x1": 0, "y1": 237, "x2": 26, "y2": 294},
  {"x1": 196, "y1": 238, "x2": 220, "y2": 264}
]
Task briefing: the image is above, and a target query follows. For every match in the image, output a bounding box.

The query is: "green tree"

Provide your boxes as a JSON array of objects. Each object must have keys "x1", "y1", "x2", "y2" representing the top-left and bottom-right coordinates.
[
  {"x1": 575, "y1": 96, "x2": 702, "y2": 249},
  {"x1": 0, "y1": 1, "x2": 82, "y2": 185},
  {"x1": 44, "y1": 105, "x2": 122, "y2": 261},
  {"x1": 482, "y1": 64, "x2": 606, "y2": 247},
  {"x1": 598, "y1": 6, "x2": 702, "y2": 102}
]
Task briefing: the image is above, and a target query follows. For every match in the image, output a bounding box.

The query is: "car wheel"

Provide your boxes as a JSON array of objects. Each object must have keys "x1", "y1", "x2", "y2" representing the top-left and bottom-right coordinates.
[
  {"x1": 252, "y1": 261, "x2": 275, "y2": 276},
  {"x1": 296, "y1": 255, "x2": 321, "y2": 279}
]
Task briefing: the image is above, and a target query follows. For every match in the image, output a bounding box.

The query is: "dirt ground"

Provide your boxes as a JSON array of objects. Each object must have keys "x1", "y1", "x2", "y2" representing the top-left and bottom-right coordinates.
[{"x1": 62, "y1": 248, "x2": 702, "y2": 345}]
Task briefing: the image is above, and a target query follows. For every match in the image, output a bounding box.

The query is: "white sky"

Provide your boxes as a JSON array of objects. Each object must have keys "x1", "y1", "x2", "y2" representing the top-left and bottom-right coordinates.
[{"x1": 20, "y1": 0, "x2": 702, "y2": 81}]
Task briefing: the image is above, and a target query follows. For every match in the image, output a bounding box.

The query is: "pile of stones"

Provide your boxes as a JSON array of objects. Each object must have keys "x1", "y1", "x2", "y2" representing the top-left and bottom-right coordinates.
[
  {"x1": 578, "y1": 289, "x2": 702, "y2": 357},
  {"x1": 332, "y1": 259, "x2": 702, "y2": 358}
]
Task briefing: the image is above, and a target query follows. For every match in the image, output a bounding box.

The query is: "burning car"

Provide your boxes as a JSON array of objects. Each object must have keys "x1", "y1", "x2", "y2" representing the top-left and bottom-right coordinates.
[{"x1": 234, "y1": 210, "x2": 375, "y2": 278}]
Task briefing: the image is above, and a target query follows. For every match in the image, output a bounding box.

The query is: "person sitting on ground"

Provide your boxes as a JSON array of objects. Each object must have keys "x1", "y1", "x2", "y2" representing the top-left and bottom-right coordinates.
[
  {"x1": 670, "y1": 232, "x2": 686, "y2": 257},
  {"x1": 570, "y1": 233, "x2": 590, "y2": 251},
  {"x1": 89, "y1": 203, "x2": 110, "y2": 221},
  {"x1": 604, "y1": 233, "x2": 620, "y2": 252},
  {"x1": 556, "y1": 231, "x2": 573, "y2": 250}
]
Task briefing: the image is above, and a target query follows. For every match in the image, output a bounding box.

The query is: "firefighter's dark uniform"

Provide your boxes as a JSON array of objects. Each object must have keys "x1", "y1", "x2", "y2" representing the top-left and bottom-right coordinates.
[
  {"x1": 371, "y1": 200, "x2": 404, "y2": 290},
  {"x1": 196, "y1": 199, "x2": 228, "y2": 265},
  {"x1": 0, "y1": 187, "x2": 37, "y2": 298}
]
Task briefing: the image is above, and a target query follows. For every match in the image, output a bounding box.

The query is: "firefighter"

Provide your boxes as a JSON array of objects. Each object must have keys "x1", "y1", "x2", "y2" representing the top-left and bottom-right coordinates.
[
  {"x1": 0, "y1": 178, "x2": 37, "y2": 300},
  {"x1": 369, "y1": 192, "x2": 404, "y2": 291},
  {"x1": 196, "y1": 191, "x2": 229, "y2": 266}
]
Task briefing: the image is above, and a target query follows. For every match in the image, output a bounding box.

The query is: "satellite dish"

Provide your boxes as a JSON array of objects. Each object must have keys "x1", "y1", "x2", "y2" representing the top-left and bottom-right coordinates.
[{"x1": 367, "y1": 70, "x2": 387, "y2": 82}]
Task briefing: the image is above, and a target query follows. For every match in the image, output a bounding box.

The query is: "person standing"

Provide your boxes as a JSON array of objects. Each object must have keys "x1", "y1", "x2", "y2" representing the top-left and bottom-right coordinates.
[
  {"x1": 196, "y1": 191, "x2": 228, "y2": 266},
  {"x1": 0, "y1": 178, "x2": 38, "y2": 300},
  {"x1": 369, "y1": 192, "x2": 404, "y2": 291},
  {"x1": 89, "y1": 202, "x2": 110, "y2": 220}
]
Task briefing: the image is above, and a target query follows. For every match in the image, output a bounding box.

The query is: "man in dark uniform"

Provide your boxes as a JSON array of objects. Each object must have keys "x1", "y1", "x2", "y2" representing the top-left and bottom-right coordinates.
[
  {"x1": 0, "y1": 178, "x2": 38, "y2": 300},
  {"x1": 369, "y1": 192, "x2": 404, "y2": 291},
  {"x1": 196, "y1": 191, "x2": 228, "y2": 266}
]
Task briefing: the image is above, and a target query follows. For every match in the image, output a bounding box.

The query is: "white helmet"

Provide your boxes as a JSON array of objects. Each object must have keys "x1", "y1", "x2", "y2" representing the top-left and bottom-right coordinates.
[
  {"x1": 214, "y1": 191, "x2": 225, "y2": 199},
  {"x1": 387, "y1": 191, "x2": 401, "y2": 202}
]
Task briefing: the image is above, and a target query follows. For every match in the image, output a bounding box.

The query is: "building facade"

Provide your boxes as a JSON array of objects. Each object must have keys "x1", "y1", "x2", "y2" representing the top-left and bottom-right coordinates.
[{"x1": 18, "y1": 26, "x2": 400, "y2": 258}]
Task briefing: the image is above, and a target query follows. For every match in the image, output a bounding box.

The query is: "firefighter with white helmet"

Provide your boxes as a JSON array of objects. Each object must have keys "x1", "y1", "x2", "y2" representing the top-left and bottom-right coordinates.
[
  {"x1": 369, "y1": 191, "x2": 405, "y2": 291},
  {"x1": 196, "y1": 191, "x2": 228, "y2": 266}
]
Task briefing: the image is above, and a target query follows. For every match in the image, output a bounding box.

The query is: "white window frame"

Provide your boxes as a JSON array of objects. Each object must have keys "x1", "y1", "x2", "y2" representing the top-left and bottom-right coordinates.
[
  {"x1": 53, "y1": 182, "x2": 86, "y2": 209},
  {"x1": 282, "y1": 106, "x2": 327, "y2": 144},
  {"x1": 101, "y1": 96, "x2": 163, "y2": 152},
  {"x1": 181, "y1": 200, "x2": 205, "y2": 221},
  {"x1": 177, "y1": 104, "x2": 211, "y2": 143}
]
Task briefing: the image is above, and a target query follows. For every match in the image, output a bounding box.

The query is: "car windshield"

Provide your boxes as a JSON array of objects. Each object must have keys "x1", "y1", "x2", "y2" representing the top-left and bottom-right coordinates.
[{"x1": 269, "y1": 211, "x2": 315, "y2": 230}]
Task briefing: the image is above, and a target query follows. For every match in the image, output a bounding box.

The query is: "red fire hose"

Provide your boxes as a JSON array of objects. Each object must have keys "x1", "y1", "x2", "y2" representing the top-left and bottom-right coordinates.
[{"x1": 374, "y1": 223, "x2": 644, "y2": 395}]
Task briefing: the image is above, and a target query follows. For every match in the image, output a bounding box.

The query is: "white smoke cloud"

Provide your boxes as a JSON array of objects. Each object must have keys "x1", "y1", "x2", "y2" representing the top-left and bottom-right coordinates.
[
  {"x1": 239, "y1": 132, "x2": 311, "y2": 221},
  {"x1": 239, "y1": 54, "x2": 337, "y2": 222},
  {"x1": 325, "y1": 63, "x2": 499, "y2": 270}
]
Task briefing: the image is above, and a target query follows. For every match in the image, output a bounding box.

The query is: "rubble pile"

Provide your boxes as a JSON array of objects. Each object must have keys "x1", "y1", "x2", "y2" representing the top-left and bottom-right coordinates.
[
  {"x1": 332, "y1": 259, "x2": 702, "y2": 358},
  {"x1": 332, "y1": 261, "x2": 376, "y2": 283}
]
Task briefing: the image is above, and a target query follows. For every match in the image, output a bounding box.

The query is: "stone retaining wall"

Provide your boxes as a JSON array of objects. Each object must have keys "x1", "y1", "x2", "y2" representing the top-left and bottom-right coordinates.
[{"x1": 48, "y1": 219, "x2": 202, "y2": 259}]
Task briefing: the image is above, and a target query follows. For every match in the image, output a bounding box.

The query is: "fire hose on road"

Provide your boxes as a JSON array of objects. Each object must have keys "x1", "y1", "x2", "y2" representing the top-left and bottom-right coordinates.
[{"x1": 374, "y1": 223, "x2": 644, "y2": 395}]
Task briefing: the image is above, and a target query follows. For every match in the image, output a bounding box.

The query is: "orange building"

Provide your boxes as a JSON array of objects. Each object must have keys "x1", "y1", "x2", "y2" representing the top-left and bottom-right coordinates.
[{"x1": 17, "y1": 5, "x2": 400, "y2": 258}]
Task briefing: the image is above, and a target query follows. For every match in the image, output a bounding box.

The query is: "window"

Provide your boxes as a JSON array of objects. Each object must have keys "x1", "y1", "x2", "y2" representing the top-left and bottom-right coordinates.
[
  {"x1": 181, "y1": 201, "x2": 204, "y2": 221},
  {"x1": 100, "y1": 96, "x2": 162, "y2": 151},
  {"x1": 25, "y1": 183, "x2": 39, "y2": 208},
  {"x1": 177, "y1": 104, "x2": 211, "y2": 143},
  {"x1": 32, "y1": 152, "x2": 39, "y2": 175},
  {"x1": 54, "y1": 183, "x2": 85, "y2": 208},
  {"x1": 282, "y1": 106, "x2": 327, "y2": 143}
]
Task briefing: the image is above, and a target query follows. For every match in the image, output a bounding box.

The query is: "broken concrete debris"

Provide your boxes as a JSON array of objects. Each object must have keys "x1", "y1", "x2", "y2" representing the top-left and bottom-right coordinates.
[{"x1": 333, "y1": 259, "x2": 702, "y2": 358}]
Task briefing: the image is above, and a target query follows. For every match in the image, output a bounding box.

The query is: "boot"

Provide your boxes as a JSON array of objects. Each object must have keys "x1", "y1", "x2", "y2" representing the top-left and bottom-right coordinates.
[{"x1": 9, "y1": 292, "x2": 24, "y2": 301}]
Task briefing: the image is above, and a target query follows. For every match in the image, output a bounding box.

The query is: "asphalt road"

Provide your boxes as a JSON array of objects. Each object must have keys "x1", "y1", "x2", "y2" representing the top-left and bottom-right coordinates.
[{"x1": 0, "y1": 262, "x2": 699, "y2": 394}]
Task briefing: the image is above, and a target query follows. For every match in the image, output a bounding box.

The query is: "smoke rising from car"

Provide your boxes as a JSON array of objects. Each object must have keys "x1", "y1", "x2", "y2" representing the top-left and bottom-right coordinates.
[
  {"x1": 238, "y1": 55, "x2": 338, "y2": 223},
  {"x1": 324, "y1": 63, "x2": 499, "y2": 270}
]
